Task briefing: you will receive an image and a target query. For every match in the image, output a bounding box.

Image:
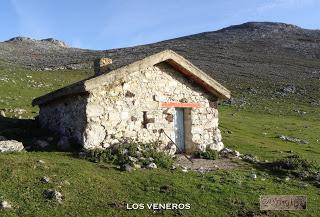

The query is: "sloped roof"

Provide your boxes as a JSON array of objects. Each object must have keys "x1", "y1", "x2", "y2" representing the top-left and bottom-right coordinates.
[{"x1": 32, "y1": 50, "x2": 231, "y2": 106}]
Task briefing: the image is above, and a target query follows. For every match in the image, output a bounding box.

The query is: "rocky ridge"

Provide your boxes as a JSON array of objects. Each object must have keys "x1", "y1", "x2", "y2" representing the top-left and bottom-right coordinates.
[{"x1": 0, "y1": 22, "x2": 320, "y2": 93}]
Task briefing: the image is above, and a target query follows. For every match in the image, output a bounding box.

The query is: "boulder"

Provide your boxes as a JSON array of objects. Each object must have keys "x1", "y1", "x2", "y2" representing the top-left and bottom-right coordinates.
[{"x1": 0, "y1": 140, "x2": 24, "y2": 152}]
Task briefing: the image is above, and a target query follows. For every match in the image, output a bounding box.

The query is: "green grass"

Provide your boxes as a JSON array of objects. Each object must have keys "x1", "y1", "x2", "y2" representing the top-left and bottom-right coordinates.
[
  {"x1": 0, "y1": 152, "x2": 319, "y2": 217},
  {"x1": 0, "y1": 65, "x2": 320, "y2": 216},
  {"x1": 0, "y1": 65, "x2": 92, "y2": 118},
  {"x1": 220, "y1": 106, "x2": 320, "y2": 164}
]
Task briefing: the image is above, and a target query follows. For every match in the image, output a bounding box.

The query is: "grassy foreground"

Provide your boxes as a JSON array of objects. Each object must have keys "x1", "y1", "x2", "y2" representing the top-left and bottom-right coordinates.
[
  {"x1": 0, "y1": 65, "x2": 319, "y2": 216},
  {"x1": 0, "y1": 152, "x2": 319, "y2": 217}
]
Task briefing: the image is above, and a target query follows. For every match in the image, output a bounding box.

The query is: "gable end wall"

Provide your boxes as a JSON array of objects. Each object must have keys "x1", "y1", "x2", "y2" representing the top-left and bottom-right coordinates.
[{"x1": 84, "y1": 62, "x2": 224, "y2": 153}]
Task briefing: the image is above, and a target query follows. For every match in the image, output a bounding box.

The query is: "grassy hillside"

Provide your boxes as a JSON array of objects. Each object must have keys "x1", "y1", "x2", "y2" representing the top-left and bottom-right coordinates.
[{"x1": 0, "y1": 65, "x2": 319, "y2": 216}]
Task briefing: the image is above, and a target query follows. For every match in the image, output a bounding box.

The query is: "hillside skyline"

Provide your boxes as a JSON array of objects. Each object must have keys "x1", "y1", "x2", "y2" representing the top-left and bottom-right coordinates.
[{"x1": 1, "y1": 0, "x2": 320, "y2": 49}]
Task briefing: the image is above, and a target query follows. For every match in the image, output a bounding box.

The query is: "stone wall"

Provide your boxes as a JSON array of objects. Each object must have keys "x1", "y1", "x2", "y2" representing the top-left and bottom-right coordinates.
[
  {"x1": 38, "y1": 94, "x2": 88, "y2": 145},
  {"x1": 38, "y1": 62, "x2": 225, "y2": 153},
  {"x1": 84, "y1": 62, "x2": 224, "y2": 152}
]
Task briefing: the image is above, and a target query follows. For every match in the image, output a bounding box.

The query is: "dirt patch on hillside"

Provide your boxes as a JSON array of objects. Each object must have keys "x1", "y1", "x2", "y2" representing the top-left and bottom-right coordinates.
[{"x1": 174, "y1": 154, "x2": 241, "y2": 172}]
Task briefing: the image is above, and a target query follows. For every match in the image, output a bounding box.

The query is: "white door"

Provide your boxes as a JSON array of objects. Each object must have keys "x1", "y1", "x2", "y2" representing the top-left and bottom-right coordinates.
[{"x1": 175, "y1": 108, "x2": 185, "y2": 152}]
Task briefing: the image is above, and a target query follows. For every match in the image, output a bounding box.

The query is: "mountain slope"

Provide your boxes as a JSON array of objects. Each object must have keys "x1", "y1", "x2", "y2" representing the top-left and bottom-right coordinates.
[{"x1": 1, "y1": 22, "x2": 320, "y2": 94}]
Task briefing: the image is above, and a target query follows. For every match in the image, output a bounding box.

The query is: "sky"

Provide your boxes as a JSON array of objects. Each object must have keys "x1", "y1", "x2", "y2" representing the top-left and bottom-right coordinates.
[{"x1": 0, "y1": 0, "x2": 320, "y2": 50}]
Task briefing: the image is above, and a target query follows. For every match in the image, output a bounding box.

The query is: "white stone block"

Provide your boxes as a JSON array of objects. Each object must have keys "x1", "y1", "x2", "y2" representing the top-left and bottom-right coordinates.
[
  {"x1": 120, "y1": 111, "x2": 129, "y2": 120},
  {"x1": 86, "y1": 104, "x2": 104, "y2": 117},
  {"x1": 84, "y1": 124, "x2": 106, "y2": 149},
  {"x1": 122, "y1": 82, "x2": 130, "y2": 90},
  {"x1": 192, "y1": 126, "x2": 203, "y2": 134}
]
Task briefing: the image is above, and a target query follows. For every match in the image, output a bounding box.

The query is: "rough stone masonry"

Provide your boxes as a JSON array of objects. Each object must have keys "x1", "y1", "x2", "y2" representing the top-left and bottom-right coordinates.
[{"x1": 34, "y1": 50, "x2": 230, "y2": 154}]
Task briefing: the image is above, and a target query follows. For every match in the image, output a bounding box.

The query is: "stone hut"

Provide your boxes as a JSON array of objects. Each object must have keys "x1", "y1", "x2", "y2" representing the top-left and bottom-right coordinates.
[{"x1": 32, "y1": 50, "x2": 231, "y2": 154}]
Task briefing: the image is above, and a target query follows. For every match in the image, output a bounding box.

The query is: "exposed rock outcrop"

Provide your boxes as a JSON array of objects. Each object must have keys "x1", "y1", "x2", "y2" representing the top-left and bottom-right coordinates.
[{"x1": 0, "y1": 140, "x2": 24, "y2": 152}]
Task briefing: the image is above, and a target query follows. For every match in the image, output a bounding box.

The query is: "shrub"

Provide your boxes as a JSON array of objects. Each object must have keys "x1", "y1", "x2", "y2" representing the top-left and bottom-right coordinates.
[
  {"x1": 84, "y1": 148, "x2": 116, "y2": 163},
  {"x1": 83, "y1": 142, "x2": 174, "y2": 169},
  {"x1": 268, "y1": 155, "x2": 319, "y2": 180},
  {"x1": 270, "y1": 155, "x2": 316, "y2": 171},
  {"x1": 142, "y1": 147, "x2": 174, "y2": 169},
  {"x1": 193, "y1": 149, "x2": 219, "y2": 160}
]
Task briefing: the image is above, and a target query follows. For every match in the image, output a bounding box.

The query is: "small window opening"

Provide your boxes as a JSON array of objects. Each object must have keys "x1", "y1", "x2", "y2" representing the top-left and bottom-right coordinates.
[{"x1": 142, "y1": 111, "x2": 147, "y2": 128}]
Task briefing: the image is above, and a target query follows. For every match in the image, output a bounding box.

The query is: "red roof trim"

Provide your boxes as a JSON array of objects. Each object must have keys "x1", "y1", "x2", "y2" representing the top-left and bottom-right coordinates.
[{"x1": 160, "y1": 102, "x2": 200, "y2": 108}]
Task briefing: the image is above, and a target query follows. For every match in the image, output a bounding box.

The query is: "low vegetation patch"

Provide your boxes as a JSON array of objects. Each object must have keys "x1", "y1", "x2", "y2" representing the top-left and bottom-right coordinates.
[
  {"x1": 82, "y1": 143, "x2": 175, "y2": 169},
  {"x1": 193, "y1": 149, "x2": 219, "y2": 160},
  {"x1": 267, "y1": 155, "x2": 320, "y2": 181}
]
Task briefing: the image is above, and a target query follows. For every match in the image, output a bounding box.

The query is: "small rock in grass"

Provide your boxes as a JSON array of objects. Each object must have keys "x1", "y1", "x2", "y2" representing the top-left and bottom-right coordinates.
[
  {"x1": 148, "y1": 157, "x2": 154, "y2": 162},
  {"x1": 160, "y1": 185, "x2": 170, "y2": 193},
  {"x1": 0, "y1": 200, "x2": 12, "y2": 209},
  {"x1": 121, "y1": 164, "x2": 133, "y2": 172},
  {"x1": 219, "y1": 148, "x2": 241, "y2": 158},
  {"x1": 251, "y1": 173, "x2": 257, "y2": 179},
  {"x1": 40, "y1": 176, "x2": 50, "y2": 183},
  {"x1": 278, "y1": 135, "x2": 308, "y2": 145},
  {"x1": 139, "y1": 157, "x2": 146, "y2": 161},
  {"x1": 128, "y1": 156, "x2": 138, "y2": 163},
  {"x1": 63, "y1": 180, "x2": 70, "y2": 186},
  {"x1": 37, "y1": 160, "x2": 46, "y2": 164},
  {"x1": 44, "y1": 189, "x2": 63, "y2": 204},
  {"x1": 234, "y1": 150, "x2": 241, "y2": 157},
  {"x1": 181, "y1": 166, "x2": 188, "y2": 173},
  {"x1": 241, "y1": 154, "x2": 259, "y2": 164},
  {"x1": 147, "y1": 163, "x2": 157, "y2": 169},
  {"x1": 133, "y1": 163, "x2": 141, "y2": 169},
  {"x1": 285, "y1": 177, "x2": 290, "y2": 182},
  {"x1": 197, "y1": 166, "x2": 206, "y2": 173},
  {"x1": 0, "y1": 110, "x2": 5, "y2": 117}
]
